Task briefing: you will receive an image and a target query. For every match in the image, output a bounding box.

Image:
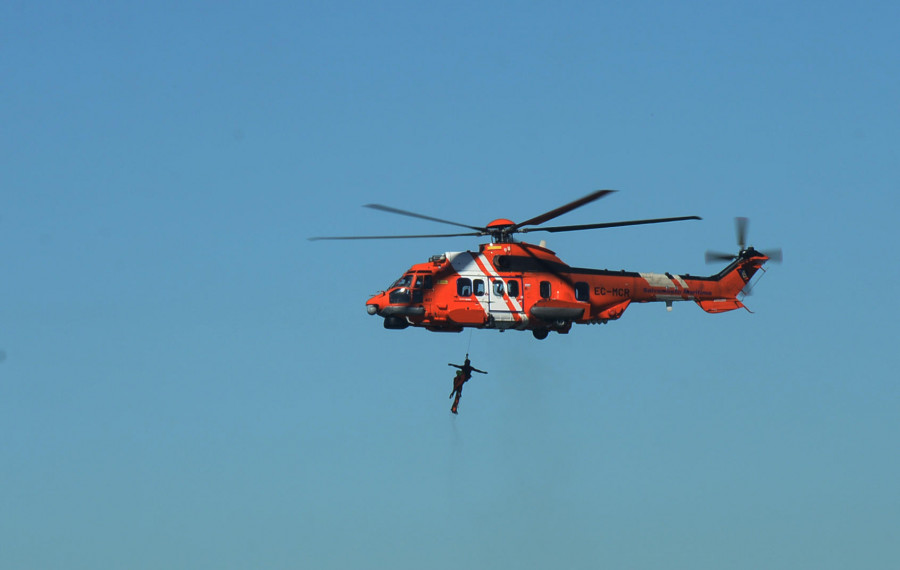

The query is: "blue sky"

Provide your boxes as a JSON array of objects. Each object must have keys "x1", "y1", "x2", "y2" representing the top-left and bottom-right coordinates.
[{"x1": 2, "y1": 2, "x2": 899, "y2": 568}]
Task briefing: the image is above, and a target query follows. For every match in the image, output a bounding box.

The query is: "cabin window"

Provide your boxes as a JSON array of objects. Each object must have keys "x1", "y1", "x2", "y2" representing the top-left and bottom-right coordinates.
[
  {"x1": 393, "y1": 274, "x2": 413, "y2": 288},
  {"x1": 540, "y1": 281, "x2": 551, "y2": 299},
  {"x1": 474, "y1": 279, "x2": 485, "y2": 296},
  {"x1": 575, "y1": 282, "x2": 590, "y2": 301},
  {"x1": 507, "y1": 280, "x2": 520, "y2": 297},
  {"x1": 493, "y1": 280, "x2": 504, "y2": 296},
  {"x1": 457, "y1": 278, "x2": 472, "y2": 297}
]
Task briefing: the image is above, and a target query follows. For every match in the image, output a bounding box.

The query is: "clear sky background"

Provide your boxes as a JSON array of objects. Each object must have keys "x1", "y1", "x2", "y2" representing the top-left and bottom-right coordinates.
[{"x1": 2, "y1": 2, "x2": 899, "y2": 569}]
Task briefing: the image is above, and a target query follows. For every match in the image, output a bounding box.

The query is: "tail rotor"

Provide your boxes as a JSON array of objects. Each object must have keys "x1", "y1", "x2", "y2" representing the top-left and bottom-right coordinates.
[
  {"x1": 705, "y1": 217, "x2": 782, "y2": 265},
  {"x1": 705, "y1": 217, "x2": 782, "y2": 296}
]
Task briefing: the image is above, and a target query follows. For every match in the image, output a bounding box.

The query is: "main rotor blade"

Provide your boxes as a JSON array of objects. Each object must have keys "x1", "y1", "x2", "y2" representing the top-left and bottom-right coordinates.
[
  {"x1": 513, "y1": 189, "x2": 616, "y2": 230},
  {"x1": 309, "y1": 232, "x2": 482, "y2": 241},
  {"x1": 518, "y1": 242, "x2": 576, "y2": 289},
  {"x1": 365, "y1": 204, "x2": 485, "y2": 232},
  {"x1": 519, "y1": 215, "x2": 702, "y2": 234}
]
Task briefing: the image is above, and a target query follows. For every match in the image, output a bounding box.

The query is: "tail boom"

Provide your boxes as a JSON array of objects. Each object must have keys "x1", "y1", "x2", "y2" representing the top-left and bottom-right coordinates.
[{"x1": 604, "y1": 251, "x2": 769, "y2": 314}]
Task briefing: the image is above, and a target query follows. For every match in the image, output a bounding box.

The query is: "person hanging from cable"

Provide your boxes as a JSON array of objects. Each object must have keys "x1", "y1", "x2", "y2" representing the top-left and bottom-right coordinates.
[{"x1": 448, "y1": 354, "x2": 487, "y2": 414}]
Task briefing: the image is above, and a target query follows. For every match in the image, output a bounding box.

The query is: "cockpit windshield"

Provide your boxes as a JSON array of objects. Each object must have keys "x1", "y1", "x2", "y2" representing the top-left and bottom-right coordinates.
[{"x1": 392, "y1": 274, "x2": 413, "y2": 288}]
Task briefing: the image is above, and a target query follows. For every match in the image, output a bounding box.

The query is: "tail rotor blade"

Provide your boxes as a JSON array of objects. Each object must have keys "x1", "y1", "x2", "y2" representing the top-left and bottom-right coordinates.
[
  {"x1": 762, "y1": 248, "x2": 783, "y2": 263},
  {"x1": 705, "y1": 250, "x2": 736, "y2": 264},
  {"x1": 735, "y1": 217, "x2": 749, "y2": 250}
]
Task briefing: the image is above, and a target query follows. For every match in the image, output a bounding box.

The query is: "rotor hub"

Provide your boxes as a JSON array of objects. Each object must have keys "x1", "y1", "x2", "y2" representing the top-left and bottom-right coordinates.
[{"x1": 486, "y1": 218, "x2": 516, "y2": 242}]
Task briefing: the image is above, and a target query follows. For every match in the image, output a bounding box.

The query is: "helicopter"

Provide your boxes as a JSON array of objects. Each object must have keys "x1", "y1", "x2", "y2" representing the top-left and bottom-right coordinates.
[{"x1": 310, "y1": 190, "x2": 781, "y2": 340}]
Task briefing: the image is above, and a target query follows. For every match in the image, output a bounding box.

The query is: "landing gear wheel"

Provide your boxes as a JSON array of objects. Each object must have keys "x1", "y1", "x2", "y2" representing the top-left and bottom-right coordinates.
[{"x1": 532, "y1": 328, "x2": 549, "y2": 340}]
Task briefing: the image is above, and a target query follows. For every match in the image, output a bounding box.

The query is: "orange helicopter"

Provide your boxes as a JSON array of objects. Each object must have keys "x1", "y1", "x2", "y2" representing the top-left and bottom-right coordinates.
[{"x1": 311, "y1": 190, "x2": 781, "y2": 340}]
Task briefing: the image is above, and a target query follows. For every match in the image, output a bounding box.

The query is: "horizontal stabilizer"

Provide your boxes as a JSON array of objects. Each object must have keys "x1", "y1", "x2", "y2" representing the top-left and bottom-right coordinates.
[{"x1": 696, "y1": 299, "x2": 745, "y2": 314}]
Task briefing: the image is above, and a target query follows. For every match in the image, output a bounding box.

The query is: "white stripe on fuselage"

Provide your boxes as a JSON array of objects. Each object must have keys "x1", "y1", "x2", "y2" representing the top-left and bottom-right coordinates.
[
  {"x1": 640, "y1": 271, "x2": 691, "y2": 301},
  {"x1": 448, "y1": 251, "x2": 523, "y2": 324},
  {"x1": 449, "y1": 252, "x2": 491, "y2": 317},
  {"x1": 476, "y1": 253, "x2": 524, "y2": 320}
]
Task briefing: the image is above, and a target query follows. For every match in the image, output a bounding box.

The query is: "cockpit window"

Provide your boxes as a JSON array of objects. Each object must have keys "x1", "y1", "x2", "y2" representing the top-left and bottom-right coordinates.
[
  {"x1": 414, "y1": 276, "x2": 423, "y2": 289},
  {"x1": 392, "y1": 274, "x2": 413, "y2": 288}
]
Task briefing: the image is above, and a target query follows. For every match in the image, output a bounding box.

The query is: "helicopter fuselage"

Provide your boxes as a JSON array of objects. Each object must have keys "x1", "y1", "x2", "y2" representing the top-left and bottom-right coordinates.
[{"x1": 366, "y1": 241, "x2": 770, "y2": 339}]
